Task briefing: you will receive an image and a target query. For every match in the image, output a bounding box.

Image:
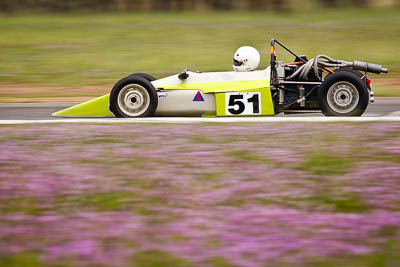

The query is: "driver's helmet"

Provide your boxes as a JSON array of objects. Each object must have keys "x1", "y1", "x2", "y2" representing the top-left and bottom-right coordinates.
[{"x1": 233, "y1": 46, "x2": 260, "y2": 72}]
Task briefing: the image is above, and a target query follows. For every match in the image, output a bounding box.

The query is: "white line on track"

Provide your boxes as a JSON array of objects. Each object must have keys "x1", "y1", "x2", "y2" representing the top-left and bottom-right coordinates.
[{"x1": 1, "y1": 117, "x2": 400, "y2": 124}]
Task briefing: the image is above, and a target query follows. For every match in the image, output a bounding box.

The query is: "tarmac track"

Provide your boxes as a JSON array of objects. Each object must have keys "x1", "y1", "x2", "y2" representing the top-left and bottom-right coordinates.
[{"x1": 0, "y1": 97, "x2": 399, "y2": 123}]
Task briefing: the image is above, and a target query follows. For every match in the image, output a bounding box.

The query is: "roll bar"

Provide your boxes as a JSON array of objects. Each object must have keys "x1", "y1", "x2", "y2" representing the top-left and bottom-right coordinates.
[{"x1": 270, "y1": 39, "x2": 306, "y2": 66}]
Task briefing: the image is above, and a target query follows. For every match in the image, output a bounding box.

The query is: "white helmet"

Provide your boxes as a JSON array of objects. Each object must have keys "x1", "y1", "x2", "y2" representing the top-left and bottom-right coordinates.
[{"x1": 233, "y1": 46, "x2": 260, "y2": 72}]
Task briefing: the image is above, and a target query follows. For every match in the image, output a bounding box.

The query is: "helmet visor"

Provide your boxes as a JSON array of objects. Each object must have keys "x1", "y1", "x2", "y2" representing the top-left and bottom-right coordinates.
[{"x1": 233, "y1": 59, "x2": 243, "y2": 66}]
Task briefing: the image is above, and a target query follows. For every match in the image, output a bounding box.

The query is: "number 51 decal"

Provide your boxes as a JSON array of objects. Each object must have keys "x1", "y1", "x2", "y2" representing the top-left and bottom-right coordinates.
[{"x1": 225, "y1": 92, "x2": 261, "y2": 115}]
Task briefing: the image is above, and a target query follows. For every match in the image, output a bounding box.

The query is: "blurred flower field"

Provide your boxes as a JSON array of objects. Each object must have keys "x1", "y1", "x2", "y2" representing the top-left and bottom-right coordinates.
[{"x1": 0, "y1": 122, "x2": 400, "y2": 267}]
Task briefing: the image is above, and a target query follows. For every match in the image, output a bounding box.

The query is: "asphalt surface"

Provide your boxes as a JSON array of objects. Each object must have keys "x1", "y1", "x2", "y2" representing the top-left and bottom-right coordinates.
[{"x1": 0, "y1": 98, "x2": 399, "y2": 120}]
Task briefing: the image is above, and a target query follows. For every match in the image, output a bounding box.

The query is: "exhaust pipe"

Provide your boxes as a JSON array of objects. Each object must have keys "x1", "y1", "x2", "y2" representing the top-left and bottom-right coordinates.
[{"x1": 351, "y1": 60, "x2": 388, "y2": 74}]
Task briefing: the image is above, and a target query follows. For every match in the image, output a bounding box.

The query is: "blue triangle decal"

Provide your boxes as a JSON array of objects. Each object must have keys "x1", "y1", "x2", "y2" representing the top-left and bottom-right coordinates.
[{"x1": 193, "y1": 91, "x2": 204, "y2": 102}]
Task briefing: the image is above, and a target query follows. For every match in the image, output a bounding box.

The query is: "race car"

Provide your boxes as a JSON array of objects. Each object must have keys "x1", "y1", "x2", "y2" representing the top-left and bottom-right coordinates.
[{"x1": 53, "y1": 39, "x2": 388, "y2": 118}]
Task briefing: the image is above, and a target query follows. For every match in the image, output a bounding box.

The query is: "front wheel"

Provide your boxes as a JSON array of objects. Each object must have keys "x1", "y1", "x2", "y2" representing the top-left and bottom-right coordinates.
[
  {"x1": 109, "y1": 76, "x2": 158, "y2": 118},
  {"x1": 318, "y1": 71, "x2": 369, "y2": 116},
  {"x1": 127, "y1": 73, "x2": 156, "y2": 82}
]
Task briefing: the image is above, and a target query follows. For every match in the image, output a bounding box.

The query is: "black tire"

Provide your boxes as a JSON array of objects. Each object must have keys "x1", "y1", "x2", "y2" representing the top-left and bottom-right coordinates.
[
  {"x1": 109, "y1": 76, "x2": 158, "y2": 118},
  {"x1": 127, "y1": 73, "x2": 156, "y2": 82},
  {"x1": 334, "y1": 68, "x2": 371, "y2": 90},
  {"x1": 318, "y1": 71, "x2": 369, "y2": 116},
  {"x1": 334, "y1": 68, "x2": 363, "y2": 77}
]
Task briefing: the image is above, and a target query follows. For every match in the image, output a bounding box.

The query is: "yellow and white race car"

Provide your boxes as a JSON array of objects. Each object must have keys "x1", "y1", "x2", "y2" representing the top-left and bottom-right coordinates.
[{"x1": 53, "y1": 39, "x2": 388, "y2": 118}]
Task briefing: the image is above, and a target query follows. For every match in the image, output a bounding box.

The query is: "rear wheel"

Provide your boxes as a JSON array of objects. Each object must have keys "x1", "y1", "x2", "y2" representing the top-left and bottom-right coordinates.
[
  {"x1": 109, "y1": 76, "x2": 158, "y2": 118},
  {"x1": 318, "y1": 71, "x2": 369, "y2": 116},
  {"x1": 334, "y1": 68, "x2": 363, "y2": 77},
  {"x1": 334, "y1": 68, "x2": 371, "y2": 90}
]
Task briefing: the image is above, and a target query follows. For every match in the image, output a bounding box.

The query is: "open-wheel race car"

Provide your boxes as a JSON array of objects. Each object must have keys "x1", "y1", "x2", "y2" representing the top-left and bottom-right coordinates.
[{"x1": 53, "y1": 39, "x2": 388, "y2": 118}]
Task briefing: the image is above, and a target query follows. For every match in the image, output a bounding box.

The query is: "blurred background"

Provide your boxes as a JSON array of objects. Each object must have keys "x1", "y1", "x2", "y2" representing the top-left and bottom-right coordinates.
[
  {"x1": 0, "y1": 0, "x2": 399, "y2": 102},
  {"x1": 1, "y1": 0, "x2": 399, "y2": 12},
  {"x1": 1, "y1": 2, "x2": 400, "y2": 266}
]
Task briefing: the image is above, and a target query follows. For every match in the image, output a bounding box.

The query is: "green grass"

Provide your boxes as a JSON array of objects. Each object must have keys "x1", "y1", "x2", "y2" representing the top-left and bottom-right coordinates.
[
  {"x1": 1, "y1": 197, "x2": 42, "y2": 215},
  {"x1": 293, "y1": 193, "x2": 371, "y2": 213},
  {"x1": 0, "y1": 9, "x2": 399, "y2": 95},
  {"x1": 132, "y1": 250, "x2": 193, "y2": 267},
  {"x1": 226, "y1": 149, "x2": 268, "y2": 162},
  {"x1": 0, "y1": 253, "x2": 42, "y2": 267},
  {"x1": 300, "y1": 150, "x2": 352, "y2": 176},
  {"x1": 304, "y1": 240, "x2": 400, "y2": 267},
  {"x1": 208, "y1": 257, "x2": 239, "y2": 267},
  {"x1": 373, "y1": 85, "x2": 400, "y2": 97}
]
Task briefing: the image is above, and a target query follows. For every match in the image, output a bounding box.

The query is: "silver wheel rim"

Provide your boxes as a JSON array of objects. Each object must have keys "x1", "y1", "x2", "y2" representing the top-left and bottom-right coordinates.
[
  {"x1": 327, "y1": 81, "x2": 359, "y2": 114},
  {"x1": 117, "y1": 84, "x2": 150, "y2": 117}
]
